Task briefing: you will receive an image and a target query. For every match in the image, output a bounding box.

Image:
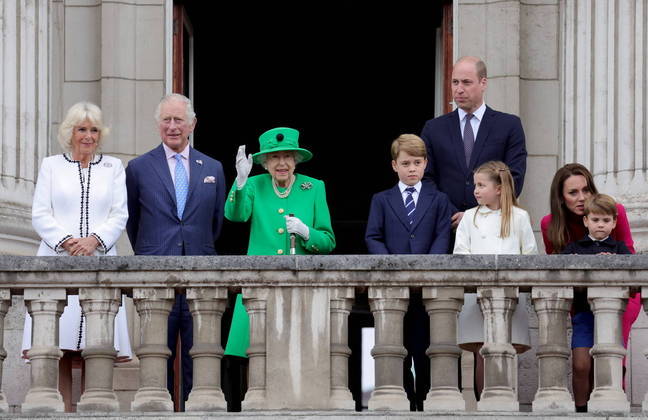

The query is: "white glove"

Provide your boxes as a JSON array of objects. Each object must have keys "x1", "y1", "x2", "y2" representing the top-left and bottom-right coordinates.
[
  {"x1": 285, "y1": 215, "x2": 310, "y2": 241},
  {"x1": 235, "y1": 145, "x2": 253, "y2": 188}
]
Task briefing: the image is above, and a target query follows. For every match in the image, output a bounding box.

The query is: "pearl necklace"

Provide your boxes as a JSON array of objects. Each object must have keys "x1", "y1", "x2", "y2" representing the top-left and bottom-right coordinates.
[{"x1": 272, "y1": 175, "x2": 295, "y2": 199}]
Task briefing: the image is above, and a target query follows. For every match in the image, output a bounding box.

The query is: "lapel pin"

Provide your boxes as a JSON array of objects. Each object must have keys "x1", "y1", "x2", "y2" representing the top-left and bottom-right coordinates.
[
  {"x1": 196, "y1": 159, "x2": 203, "y2": 165},
  {"x1": 300, "y1": 182, "x2": 312, "y2": 190}
]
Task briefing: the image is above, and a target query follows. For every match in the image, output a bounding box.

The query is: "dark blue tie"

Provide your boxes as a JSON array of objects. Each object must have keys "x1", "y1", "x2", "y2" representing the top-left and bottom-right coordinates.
[
  {"x1": 463, "y1": 113, "x2": 475, "y2": 166},
  {"x1": 405, "y1": 186, "x2": 416, "y2": 225}
]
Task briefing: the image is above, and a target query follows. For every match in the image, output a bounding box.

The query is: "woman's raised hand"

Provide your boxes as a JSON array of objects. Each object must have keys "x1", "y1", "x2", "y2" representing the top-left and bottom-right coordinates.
[{"x1": 235, "y1": 145, "x2": 253, "y2": 188}]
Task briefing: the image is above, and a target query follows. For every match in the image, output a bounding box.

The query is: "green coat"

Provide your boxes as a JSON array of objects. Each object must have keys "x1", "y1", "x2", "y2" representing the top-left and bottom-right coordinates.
[{"x1": 224, "y1": 173, "x2": 336, "y2": 255}]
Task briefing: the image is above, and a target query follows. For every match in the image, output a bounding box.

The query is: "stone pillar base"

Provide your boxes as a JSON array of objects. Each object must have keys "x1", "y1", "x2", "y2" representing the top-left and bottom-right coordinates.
[
  {"x1": 131, "y1": 388, "x2": 173, "y2": 412},
  {"x1": 532, "y1": 389, "x2": 574, "y2": 412},
  {"x1": 77, "y1": 392, "x2": 120, "y2": 412},
  {"x1": 0, "y1": 393, "x2": 8, "y2": 413},
  {"x1": 22, "y1": 391, "x2": 64, "y2": 413},
  {"x1": 329, "y1": 389, "x2": 355, "y2": 410},
  {"x1": 477, "y1": 396, "x2": 519, "y2": 412},
  {"x1": 368, "y1": 387, "x2": 410, "y2": 411},
  {"x1": 588, "y1": 391, "x2": 630, "y2": 414},
  {"x1": 425, "y1": 388, "x2": 465, "y2": 411},
  {"x1": 185, "y1": 388, "x2": 227, "y2": 411},
  {"x1": 241, "y1": 389, "x2": 267, "y2": 410}
]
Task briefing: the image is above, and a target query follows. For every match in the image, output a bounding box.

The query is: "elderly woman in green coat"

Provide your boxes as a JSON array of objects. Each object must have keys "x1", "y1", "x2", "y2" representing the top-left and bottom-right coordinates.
[
  {"x1": 222, "y1": 127, "x2": 335, "y2": 361},
  {"x1": 225, "y1": 127, "x2": 336, "y2": 255}
]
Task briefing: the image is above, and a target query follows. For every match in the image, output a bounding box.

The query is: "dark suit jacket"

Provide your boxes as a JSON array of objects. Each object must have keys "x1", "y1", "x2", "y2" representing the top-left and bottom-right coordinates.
[
  {"x1": 420, "y1": 106, "x2": 527, "y2": 211},
  {"x1": 126, "y1": 144, "x2": 226, "y2": 255},
  {"x1": 562, "y1": 235, "x2": 632, "y2": 255},
  {"x1": 365, "y1": 182, "x2": 455, "y2": 254}
]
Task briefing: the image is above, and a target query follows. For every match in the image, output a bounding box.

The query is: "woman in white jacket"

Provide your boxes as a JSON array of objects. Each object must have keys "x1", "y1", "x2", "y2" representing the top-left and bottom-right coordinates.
[{"x1": 25, "y1": 101, "x2": 132, "y2": 410}]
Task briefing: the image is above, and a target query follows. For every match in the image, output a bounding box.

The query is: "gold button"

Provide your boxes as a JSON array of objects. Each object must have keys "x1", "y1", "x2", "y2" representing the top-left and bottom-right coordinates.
[
  {"x1": 277, "y1": 249, "x2": 284, "y2": 255},
  {"x1": 278, "y1": 208, "x2": 285, "y2": 214},
  {"x1": 278, "y1": 228, "x2": 285, "y2": 234}
]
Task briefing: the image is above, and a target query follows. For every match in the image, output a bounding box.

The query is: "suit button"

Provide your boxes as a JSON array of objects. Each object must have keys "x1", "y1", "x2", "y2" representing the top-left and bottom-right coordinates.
[
  {"x1": 278, "y1": 228, "x2": 285, "y2": 234},
  {"x1": 177, "y1": 243, "x2": 182, "y2": 246},
  {"x1": 466, "y1": 181, "x2": 470, "y2": 186},
  {"x1": 410, "y1": 234, "x2": 415, "y2": 239},
  {"x1": 277, "y1": 249, "x2": 284, "y2": 254},
  {"x1": 278, "y1": 208, "x2": 285, "y2": 214}
]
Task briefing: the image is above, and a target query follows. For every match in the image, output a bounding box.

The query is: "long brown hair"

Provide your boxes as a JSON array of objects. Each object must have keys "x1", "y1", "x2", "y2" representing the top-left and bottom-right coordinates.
[
  {"x1": 474, "y1": 161, "x2": 518, "y2": 238},
  {"x1": 547, "y1": 163, "x2": 598, "y2": 253}
]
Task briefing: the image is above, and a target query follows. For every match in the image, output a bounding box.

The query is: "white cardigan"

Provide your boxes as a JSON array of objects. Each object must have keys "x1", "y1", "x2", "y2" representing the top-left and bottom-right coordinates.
[
  {"x1": 32, "y1": 154, "x2": 128, "y2": 255},
  {"x1": 453, "y1": 205, "x2": 538, "y2": 255}
]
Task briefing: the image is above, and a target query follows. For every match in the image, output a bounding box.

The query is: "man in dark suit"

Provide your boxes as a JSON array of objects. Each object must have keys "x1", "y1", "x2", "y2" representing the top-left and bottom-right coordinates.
[
  {"x1": 421, "y1": 56, "x2": 527, "y2": 228},
  {"x1": 126, "y1": 93, "x2": 225, "y2": 407}
]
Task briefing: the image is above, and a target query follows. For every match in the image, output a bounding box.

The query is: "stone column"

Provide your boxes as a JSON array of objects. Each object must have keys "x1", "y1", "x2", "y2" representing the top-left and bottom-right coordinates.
[
  {"x1": 185, "y1": 287, "x2": 227, "y2": 411},
  {"x1": 0, "y1": 290, "x2": 11, "y2": 412},
  {"x1": 477, "y1": 287, "x2": 518, "y2": 412},
  {"x1": 131, "y1": 288, "x2": 174, "y2": 412},
  {"x1": 563, "y1": 0, "x2": 648, "y2": 251},
  {"x1": 329, "y1": 287, "x2": 355, "y2": 410},
  {"x1": 422, "y1": 287, "x2": 464, "y2": 411},
  {"x1": 21, "y1": 288, "x2": 66, "y2": 413},
  {"x1": 241, "y1": 288, "x2": 269, "y2": 410},
  {"x1": 367, "y1": 287, "x2": 409, "y2": 411},
  {"x1": 531, "y1": 287, "x2": 574, "y2": 412},
  {"x1": 588, "y1": 287, "x2": 630, "y2": 414},
  {"x1": 77, "y1": 288, "x2": 121, "y2": 412}
]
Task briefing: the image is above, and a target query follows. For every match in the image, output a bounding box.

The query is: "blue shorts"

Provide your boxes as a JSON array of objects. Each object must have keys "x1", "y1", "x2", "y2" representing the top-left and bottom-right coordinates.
[{"x1": 571, "y1": 310, "x2": 594, "y2": 348}]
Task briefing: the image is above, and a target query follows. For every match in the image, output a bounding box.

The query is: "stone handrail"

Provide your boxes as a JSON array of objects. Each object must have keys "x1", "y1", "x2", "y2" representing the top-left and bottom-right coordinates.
[{"x1": 0, "y1": 255, "x2": 646, "y2": 414}]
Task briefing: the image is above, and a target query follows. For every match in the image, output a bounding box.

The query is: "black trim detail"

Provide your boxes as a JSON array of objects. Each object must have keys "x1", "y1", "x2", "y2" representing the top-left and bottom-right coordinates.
[
  {"x1": 53, "y1": 235, "x2": 73, "y2": 253},
  {"x1": 91, "y1": 233, "x2": 109, "y2": 253}
]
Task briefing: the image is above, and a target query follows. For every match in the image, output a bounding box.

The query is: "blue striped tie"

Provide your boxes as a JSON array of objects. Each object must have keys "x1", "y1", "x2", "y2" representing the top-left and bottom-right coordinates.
[
  {"x1": 405, "y1": 186, "x2": 416, "y2": 225},
  {"x1": 174, "y1": 154, "x2": 188, "y2": 219}
]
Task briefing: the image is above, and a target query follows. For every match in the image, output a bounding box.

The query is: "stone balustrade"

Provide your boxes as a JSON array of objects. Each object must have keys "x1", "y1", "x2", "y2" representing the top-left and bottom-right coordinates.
[{"x1": 0, "y1": 254, "x2": 647, "y2": 414}]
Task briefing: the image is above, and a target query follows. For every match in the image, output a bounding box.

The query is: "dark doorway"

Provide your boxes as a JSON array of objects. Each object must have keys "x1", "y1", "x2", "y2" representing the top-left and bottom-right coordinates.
[{"x1": 180, "y1": 2, "x2": 446, "y2": 255}]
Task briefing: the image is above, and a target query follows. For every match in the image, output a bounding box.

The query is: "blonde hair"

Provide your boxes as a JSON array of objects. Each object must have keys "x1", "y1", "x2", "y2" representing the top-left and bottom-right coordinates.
[
  {"x1": 390, "y1": 134, "x2": 427, "y2": 160},
  {"x1": 58, "y1": 102, "x2": 109, "y2": 152},
  {"x1": 474, "y1": 161, "x2": 518, "y2": 238},
  {"x1": 584, "y1": 194, "x2": 618, "y2": 218}
]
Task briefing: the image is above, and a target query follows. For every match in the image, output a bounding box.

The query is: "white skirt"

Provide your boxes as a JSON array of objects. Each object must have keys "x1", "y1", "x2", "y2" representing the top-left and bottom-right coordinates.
[
  {"x1": 457, "y1": 292, "x2": 531, "y2": 353},
  {"x1": 22, "y1": 294, "x2": 133, "y2": 361}
]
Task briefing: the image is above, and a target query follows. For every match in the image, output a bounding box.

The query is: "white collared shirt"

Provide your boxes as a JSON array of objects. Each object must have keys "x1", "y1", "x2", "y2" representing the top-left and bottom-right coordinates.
[
  {"x1": 588, "y1": 234, "x2": 610, "y2": 242},
  {"x1": 163, "y1": 143, "x2": 190, "y2": 183},
  {"x1": 458, "y1": 102, "x2": 486, "y2": 141},
  {"x1": 398, "y1": 181, "x2": 422, "y2": 206}
]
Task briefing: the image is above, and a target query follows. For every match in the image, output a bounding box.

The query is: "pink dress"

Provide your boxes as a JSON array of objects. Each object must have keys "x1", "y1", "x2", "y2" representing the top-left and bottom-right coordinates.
[{"x1": 540, "y1": 203, "x2": 639, "y2": 348}]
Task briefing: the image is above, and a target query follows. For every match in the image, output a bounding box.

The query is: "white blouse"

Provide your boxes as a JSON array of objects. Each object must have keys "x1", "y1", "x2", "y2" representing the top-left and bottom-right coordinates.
[
  {"x1": 453, "y1": 205, "x2": 538, "y2": 255},
  {"x1": 31, "y1": 154, "x2": 128, "y2": 255}
]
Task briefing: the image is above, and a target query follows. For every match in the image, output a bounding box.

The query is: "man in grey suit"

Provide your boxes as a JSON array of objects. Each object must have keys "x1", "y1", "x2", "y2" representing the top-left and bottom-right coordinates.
[{"x1": 126, "y1": 93, "x2": 225, "y2": 407}]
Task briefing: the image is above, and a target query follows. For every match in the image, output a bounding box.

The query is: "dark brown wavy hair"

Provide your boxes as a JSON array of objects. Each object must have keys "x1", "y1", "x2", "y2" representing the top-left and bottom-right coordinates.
[{"x1": 547, "y1": 163, "x2": 598, "y2": 253}]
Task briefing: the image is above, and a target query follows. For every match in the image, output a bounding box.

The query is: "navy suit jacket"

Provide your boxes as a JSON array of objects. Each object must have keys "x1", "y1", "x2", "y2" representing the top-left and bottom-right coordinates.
[
  {"x1": 420, "y1": 106, "x2": 527, "y2": 211},
  {"x1": 365, "y1": 183, "x2": 455, "y2": 254},
  {"x1": 126, "y1": 144, "x2": 226, "y2": 256}
]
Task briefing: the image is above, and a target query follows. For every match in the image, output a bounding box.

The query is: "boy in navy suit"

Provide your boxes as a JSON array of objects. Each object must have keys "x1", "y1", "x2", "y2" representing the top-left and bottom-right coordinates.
[{"x1": 365, "y1": 134, "x2": 455, "y2": 410}]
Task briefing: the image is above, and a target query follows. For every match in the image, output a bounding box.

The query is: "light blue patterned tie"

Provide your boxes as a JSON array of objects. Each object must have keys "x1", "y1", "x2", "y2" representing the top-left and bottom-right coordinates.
[
  {"x1": 174, "y1": 154, "x2": 188, "y2": 219},
  {"x1": 405, "y1": 186, "x2": 416, "y2": 225}
]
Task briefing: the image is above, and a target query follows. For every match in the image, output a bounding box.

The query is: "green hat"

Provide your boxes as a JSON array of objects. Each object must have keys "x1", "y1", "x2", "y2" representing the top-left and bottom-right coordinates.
[{"x1": 252, "y1": 127, "x2": 313, "y2": 164}]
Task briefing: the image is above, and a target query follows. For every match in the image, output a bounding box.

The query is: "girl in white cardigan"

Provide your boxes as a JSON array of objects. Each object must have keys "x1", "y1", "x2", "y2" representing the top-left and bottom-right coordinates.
[{"x1": 453, "y1": 160, "x2": 537, "y2": 400}]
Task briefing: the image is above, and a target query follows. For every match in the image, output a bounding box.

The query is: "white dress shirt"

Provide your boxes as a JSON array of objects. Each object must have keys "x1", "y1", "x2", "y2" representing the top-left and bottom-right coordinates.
[
  {"x1": 163, "y1": 142, "x2": 190, "y2": 183},
  {"x1": 458, "y1": 102, "x2": 486, "y2": 141},
  {"x1": 398, "y1": 181, "x2": 421, "y2": 206}
]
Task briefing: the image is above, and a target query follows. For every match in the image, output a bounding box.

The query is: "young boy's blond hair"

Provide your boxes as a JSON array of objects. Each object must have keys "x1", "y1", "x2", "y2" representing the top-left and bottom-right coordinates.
[
  {"x1": 390, "y1": 134, "x2": 427, "y2": 160},
  {"x1": 584, "y1": 194, "x2": 618, "y2": 218}
]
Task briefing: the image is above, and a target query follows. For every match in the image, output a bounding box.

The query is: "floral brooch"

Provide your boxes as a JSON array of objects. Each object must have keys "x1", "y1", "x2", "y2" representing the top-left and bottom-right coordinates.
[{"x1": 300, "y1": 182, "x2": 313, "y2": 190}]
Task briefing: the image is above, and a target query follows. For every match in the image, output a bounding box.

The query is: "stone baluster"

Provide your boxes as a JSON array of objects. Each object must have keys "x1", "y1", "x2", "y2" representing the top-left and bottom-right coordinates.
[
  {"x1": 22, "y1": 288, "x2": 66, "y2": 413},
  {"x1": 131, "y1": 288, "x2": 174, "y2": 412},
  {"x1": 588, "y1": 287, "x2": 630, "y2": 414},
  {"x1": 367, "y1": 286, "x2": 409, "y2": 411},
  {"x1": 477, "y1": 287, "x2": 518, "y2": 411},
  {"x1": 242, "y1": 288, "x2": 269, "y2": 410},
  {"x1": 329, "y1": 287, "x2": 355, "y2": 410},
  {"x1": 185, "y1": 287, "x2": 228, "y2": 411},
  {"x1": 77, "y1": 288, "x2": 121, "y2": 412},
  {"x1": 531, "y1": 287, "x2": 574, "y2": 412},
  {"x1": 423, "y1": 287, "x2": 465, "y2": 411},
  {"x1": 0, "y1": 290, "x2": 10, "y2": 412}
]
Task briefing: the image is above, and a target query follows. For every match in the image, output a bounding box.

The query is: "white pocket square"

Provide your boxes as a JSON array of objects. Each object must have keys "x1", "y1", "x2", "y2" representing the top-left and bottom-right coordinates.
[{"x1": 203, "y1": 176, "x2": 216, "y2": 183}]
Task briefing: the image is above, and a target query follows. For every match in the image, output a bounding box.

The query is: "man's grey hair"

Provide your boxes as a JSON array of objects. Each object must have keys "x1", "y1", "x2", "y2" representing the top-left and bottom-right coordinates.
[{"x1": 154, "y1": 93, "x2": 196, "y2": 122}]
